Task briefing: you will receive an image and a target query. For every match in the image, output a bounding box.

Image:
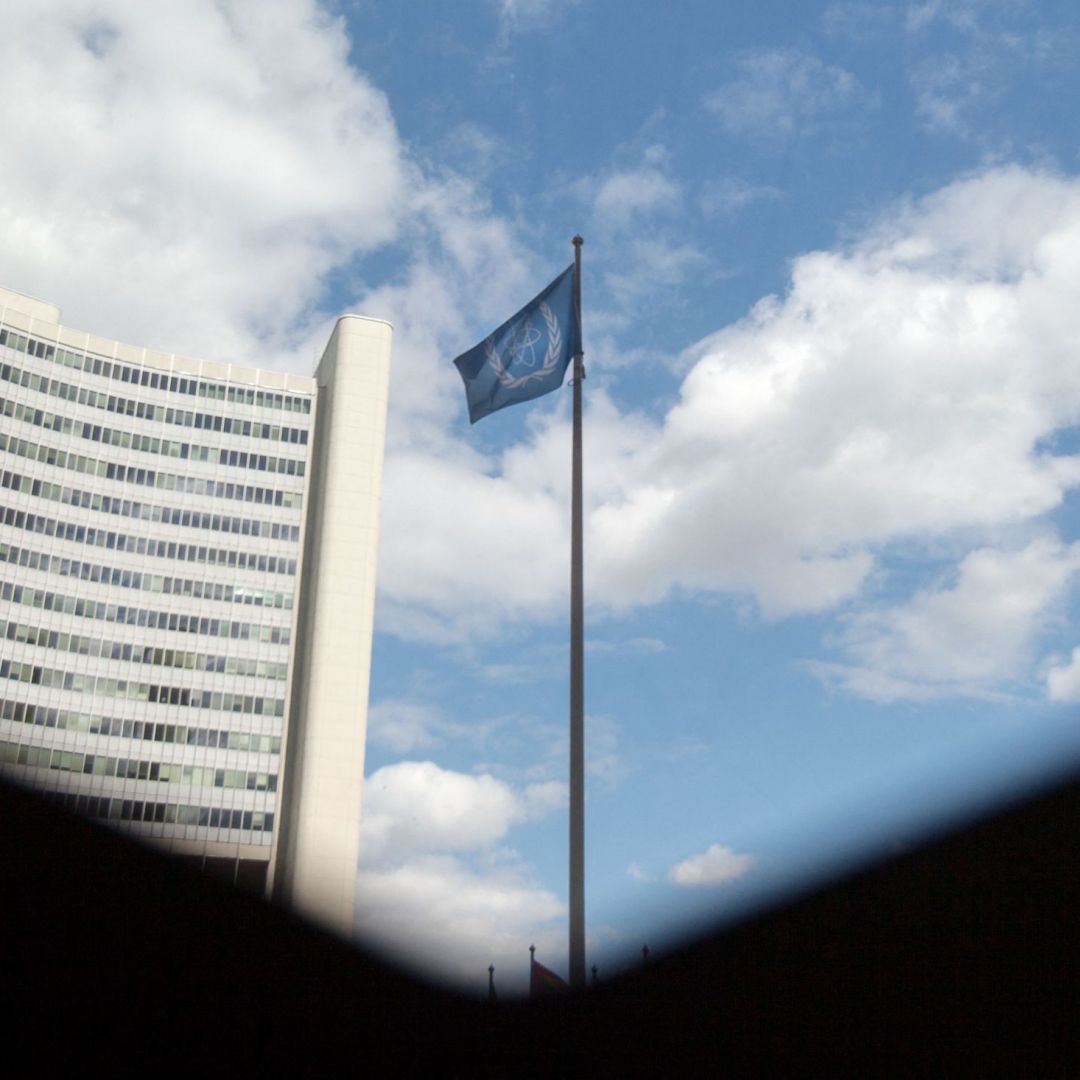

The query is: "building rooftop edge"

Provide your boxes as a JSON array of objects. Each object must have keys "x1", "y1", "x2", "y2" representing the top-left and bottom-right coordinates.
[
  {"x1": 335, "y1": 313, "x2": 394, "y2": 331},
  {"x1": 0, "y1": 284, "x2": 378, "y2": 393},
  {"x1": 0, "y1": 285, "x2": 57, "y2": 310}
]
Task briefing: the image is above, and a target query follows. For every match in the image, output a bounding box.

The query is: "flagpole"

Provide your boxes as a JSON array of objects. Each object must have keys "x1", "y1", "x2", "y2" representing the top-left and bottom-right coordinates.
[{"x1": 569, "y1": 234, "x2": 585, "y2": 991}]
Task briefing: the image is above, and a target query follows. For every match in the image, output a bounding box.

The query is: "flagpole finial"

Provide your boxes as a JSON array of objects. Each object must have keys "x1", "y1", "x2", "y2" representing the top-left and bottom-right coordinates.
[
  {"x1": 572, "y1": 234, "x2": 583, "y2": 248},
  {"x1": 529, "y1": 944, "x2": 536, "y2": 959}
]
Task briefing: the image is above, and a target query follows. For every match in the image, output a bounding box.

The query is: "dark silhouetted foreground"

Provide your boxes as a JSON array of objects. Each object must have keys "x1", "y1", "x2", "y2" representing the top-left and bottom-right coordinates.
[{"x1": 2, "y1": 771, "x2": 1077, "y2": 1073}]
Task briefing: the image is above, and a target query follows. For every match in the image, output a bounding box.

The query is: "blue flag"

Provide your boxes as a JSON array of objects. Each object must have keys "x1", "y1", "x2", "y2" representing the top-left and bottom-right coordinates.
[{"x1": 454, "y1": 264, "x2": 579, "y2": 424}]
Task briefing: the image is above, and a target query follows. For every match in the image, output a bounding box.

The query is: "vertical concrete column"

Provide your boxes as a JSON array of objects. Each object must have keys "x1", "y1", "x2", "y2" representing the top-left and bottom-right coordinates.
[{"x1": 272, "y1": 315, "x2": 392, "y2": 935}]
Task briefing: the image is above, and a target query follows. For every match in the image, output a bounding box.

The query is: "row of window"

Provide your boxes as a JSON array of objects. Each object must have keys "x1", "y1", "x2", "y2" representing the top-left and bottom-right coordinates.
[
  {"x1": 2, "y1": 578, "x2": 291, "y2": 622},
  {"x1": 27, "y1": 786, "x2": 275, "y2": 834},
  {"x1": 1, "y1": 468, "x2": 302, "y2": 542},
  {"x1": 0, "y1": 658, "x2": 286, "y2": 715},
  {"x1": 0, "y1": 543, "x2": 293, "y2": 607},
  {"x1": 2, "y1": 618, "x2": 289, "y2": 680},
  {"x1": 0, "y1": 739, "x2": 278, "y2": 791},
  {"x1": 0, "y1": 510, "x2": 299, "y2": 576},
  {"x1": 1, "y1": 324, "x2": 312, "y2": 414},
  {"x1": 0, "y1": 430, "x2": 304, "y2": 509},
  {"x1": 0, "y1": 698, "x2": 281, "y2": 753},
  {"x1": 0, "y1": 395, "x2": 308, "y2": 476},
  {"x1": 0, "y1": 579, "x2": 291, "y2": 644},
  {"x1": 0, "y1": 356, "x2": 310, "y2": 440}
]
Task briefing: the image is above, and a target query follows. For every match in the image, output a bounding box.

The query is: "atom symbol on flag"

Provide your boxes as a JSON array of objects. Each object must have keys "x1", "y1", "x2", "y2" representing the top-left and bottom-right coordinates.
[{"x1": 507, "y1": 322, "x2": 544, "y2": 368}]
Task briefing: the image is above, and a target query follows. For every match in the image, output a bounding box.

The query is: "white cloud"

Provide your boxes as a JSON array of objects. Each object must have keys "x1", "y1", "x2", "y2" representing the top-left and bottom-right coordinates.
[
  {"x1": 491, "y1": 0, "x2": 582, "y2": 53},
  {"x1": 902, "y1": 1, "x2": 1067, "y2": 138},
  {"x1": 360, "y1": 760, "x2": 565, "y2": 863},
  {"x1": 437, "y1": 122, "x2": 503, "y2": 180},
  {"x1": 355, "y1": 852, "x2": 564, "y2": 992},
  {"x1": 573, "y1": 146, "x2": 699, "y2": 310},
  {"x1": 0, "y1": 0, "x2": 406, "y2": 367},
  {"x1": 366, "y1": 699, "x2": 480, "y2": 754},
  {"x1": 704, "y1": 48, "x2": 867, "y2": 139},
  {"x1": 6, "y1": 5, "x2": 1080, "y2": 706},
  {"x1": 626, "y1": 862, "x2": 654, "y2": 883},
  {"x1": 604, "y1": 238, "x2": 708, "y2": 307},
  {"x1": 909, "y1": 50, "x2": 998, "y2": 135},
  {"x1": 699, "y1": 177, "x2": 784, "y2": 218},
  {"x1": 587, "y1": 166, "x2": 1080, "y2": 621},
  {"x1": 376, "y1": 448, "x2": 569, "y2": 643},
  {"x1": 1046, "y1": 647, "x2": 1080, "y2": 702},
  {"x1": 809, "y1": 539, "x2": 1080, "y2": 701},
  {"x1": 593, "y1": 166, "x2": 680, "y2": 226},
  {"x1": 669, "y1": 844, "x2": 754, "y2": 886},
  {"x1": 377, "y1": 164, "x2": 1080, "y2": 694},
  {"x1": 356, "y1": 760, "x2": 567, "y2": 991}
]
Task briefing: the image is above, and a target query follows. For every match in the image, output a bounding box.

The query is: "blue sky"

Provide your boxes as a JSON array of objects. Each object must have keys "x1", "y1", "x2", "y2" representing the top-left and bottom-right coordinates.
[{"x1": 5, "y1": 0, "x2": 1080, "y2": 994}]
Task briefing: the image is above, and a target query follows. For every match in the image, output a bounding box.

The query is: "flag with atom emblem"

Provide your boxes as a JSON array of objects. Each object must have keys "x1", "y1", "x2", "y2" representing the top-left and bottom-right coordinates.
[{"x1": 453, "y1": 264, "x2": 579, "y2": 423}]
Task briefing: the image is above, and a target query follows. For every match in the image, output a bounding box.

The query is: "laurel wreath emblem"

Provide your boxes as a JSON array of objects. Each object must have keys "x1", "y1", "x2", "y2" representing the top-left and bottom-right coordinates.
[{"x1": 483, "y1": 302, "x2": 563, "y2": 389}]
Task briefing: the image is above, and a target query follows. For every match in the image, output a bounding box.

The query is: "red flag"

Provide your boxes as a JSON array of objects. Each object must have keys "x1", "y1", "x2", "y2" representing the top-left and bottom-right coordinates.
[{"x1": 530, "y1": 957, "x2": 568, "y2": 998}]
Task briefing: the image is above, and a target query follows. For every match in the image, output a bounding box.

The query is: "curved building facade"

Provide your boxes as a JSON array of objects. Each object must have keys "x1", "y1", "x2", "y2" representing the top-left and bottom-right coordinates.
[{"x1": 0, "y1": 285, "x2": 391, "y2": 936}]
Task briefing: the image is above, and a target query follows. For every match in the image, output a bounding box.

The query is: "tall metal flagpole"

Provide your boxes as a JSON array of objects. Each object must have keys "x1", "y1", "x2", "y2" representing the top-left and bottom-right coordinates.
[{"x1": 569, "y1": 235, "x2": 585, "y2": 990}]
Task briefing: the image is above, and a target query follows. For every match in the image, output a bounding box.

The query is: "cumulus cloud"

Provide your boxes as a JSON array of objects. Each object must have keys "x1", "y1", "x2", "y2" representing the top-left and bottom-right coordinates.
[
  {"x1": 360, "y1": 760, "x2": 566, "y2": 863},
  {"x1": 705, "y1": 48, "x2": 868, "y2": 139},
  {"x1": 1045, "y1": 648, "x2": 1080, "y2": 703},
  {"x1": 375, "y1": 164, "x2": 1080, "y2": 713},
  {"x1": 6, "y1": 4, "x2": 1079, "y2": 709},
  {"x1": 587, "y1": 167, "x2": 1080, "y2": 625},
  {"x1": 0, "y1": 0, "x2": 406, "y2": 366},
  {"x1": 809, "y1": 539, "x2": 1080, "y2": 701},
  {"x1": 356, "y1": 853, "x2": 564, "y2": 991},
  {"x1": 357, "y1": 761, "x2": 567, "y2": 990},
  {"x1": 0, "y1": 0, "x2": 541, "y2": 432},
  {"x1": 376, "y1": 447, "x2": 569, "y2": 642},
  {"x1": 669, "y1": 844, "x2": 754, "y2": 887}
]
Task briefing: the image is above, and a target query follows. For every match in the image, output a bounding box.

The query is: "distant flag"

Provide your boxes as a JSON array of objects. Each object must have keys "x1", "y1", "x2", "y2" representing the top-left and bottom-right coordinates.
[
  {"x1": 529, "y1": 944, "x2": 568, "y2": 999},
  {"x1": 453, "y1": 264, "x2": 580, "y2": 424}
]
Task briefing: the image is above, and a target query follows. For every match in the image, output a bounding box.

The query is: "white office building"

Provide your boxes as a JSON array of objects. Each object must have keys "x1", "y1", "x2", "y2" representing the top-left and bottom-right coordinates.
[{"x1": 0, "y1": 285, "x2": 391, "y2": 936}]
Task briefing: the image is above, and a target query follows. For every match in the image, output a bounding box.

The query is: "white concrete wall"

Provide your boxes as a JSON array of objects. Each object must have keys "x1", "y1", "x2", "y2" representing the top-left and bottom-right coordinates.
[{"x1": 271, "y1": 314, "x2": 392, "y2": 935}]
